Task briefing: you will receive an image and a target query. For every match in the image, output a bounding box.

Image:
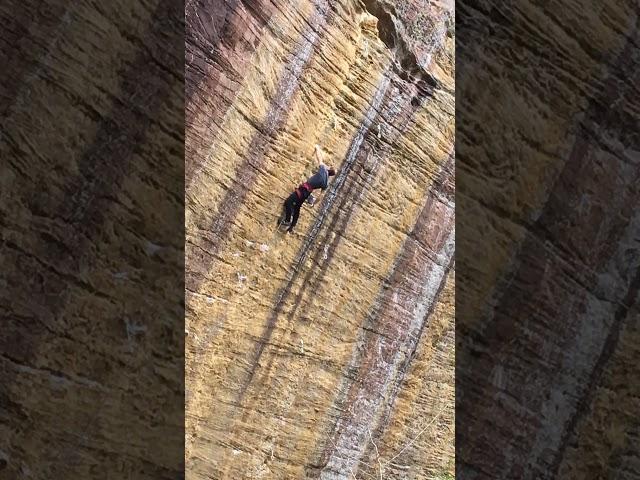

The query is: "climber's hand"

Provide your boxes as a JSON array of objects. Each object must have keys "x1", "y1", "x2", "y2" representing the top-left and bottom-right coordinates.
[{"x1": 314, "y1": 144, "x2": 324, "y2": 164}]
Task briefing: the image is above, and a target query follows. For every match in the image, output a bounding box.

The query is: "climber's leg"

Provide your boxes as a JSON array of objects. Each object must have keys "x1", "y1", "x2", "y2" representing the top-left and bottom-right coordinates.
[
  {"x1": 289, "y1": 203, "x2": 301, "y2": 232},
  {"x1": 283, "y1": 193, "x2": 297, "y2": 224}
]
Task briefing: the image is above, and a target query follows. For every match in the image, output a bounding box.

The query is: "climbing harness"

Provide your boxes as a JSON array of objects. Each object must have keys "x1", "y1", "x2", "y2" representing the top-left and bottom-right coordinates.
[{"x1": 295, "y1": 182, "x2": 312, "y2": 200}]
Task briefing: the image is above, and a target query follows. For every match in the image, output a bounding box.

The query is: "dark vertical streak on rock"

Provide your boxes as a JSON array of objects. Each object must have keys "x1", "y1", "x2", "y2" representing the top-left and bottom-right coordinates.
[
  {"x1": 185, "y1": 0, "x2": 271, "y2": 186},
  {"x1": 0, "y1": 1, "x2": 72, "y2": 118},
  {"x1": 310, "y1": 154, "x2": 454, "y2": 476},
  {"x1": 550, "y1": 266, "x2": 640, "y2": 477},
  {"x1": 1, "y1": 0, "x2": 184, "y2": 477},
  {"x1": 458, "y1": 8, "x2": 640, "y2": 478},
  {"x1": 185, "y1": 0, "x2": 239, "y2": 106},
  {"x1": 358, "y1": 253, "x2": 455, "y2": 479}
]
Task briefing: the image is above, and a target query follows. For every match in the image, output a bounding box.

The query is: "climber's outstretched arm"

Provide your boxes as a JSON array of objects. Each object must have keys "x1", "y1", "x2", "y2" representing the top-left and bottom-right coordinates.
[{"x1": 314, "y1": 144, "x2": 325, "y2": 166}]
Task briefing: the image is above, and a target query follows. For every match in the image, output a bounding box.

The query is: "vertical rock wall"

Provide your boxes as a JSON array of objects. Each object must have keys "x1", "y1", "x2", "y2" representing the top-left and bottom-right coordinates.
[
  {"x1": 457, "y1": 1, "x2": 640, "y2": 478},
  {"x1": 1, "y1": 0, "x2": 184, "y2": 478},
  {"x1": 186, "y1": 0, "x2": 454, "y2": 478}
]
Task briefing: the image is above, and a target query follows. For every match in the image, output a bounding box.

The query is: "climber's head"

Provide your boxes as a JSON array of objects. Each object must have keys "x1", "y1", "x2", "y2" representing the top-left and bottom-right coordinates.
[{"x1": 328, "y1": 167, "x2": 336, "y2": 176}]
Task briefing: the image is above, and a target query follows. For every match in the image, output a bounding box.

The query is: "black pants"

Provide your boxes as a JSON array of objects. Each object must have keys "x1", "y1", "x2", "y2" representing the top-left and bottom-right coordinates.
[{"x1": 283, "y1": 192, "x2": 301, "y2": 229}]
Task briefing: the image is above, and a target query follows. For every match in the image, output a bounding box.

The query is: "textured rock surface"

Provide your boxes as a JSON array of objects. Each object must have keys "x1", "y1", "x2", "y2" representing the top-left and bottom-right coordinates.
[
  {"x1": 458, "y1": 1, "x2": 640, "y2": 478},
  {"x1": 1, "y1": 1, "x2": 184, "y2": 478},
  {"x1": 185, "y1": 0, "x2": 454, "y2": 478}
]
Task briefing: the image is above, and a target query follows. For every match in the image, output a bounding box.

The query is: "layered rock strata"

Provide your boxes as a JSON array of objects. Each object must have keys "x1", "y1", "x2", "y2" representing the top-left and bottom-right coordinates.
[
  {"x1": 186, "y1": 0, "x2": 454, "y2": 478},
  {"x1": 457, "y1": 1, "x2": 640, "y2": 478},
  {"x1": 1, "y1": 0, "x2": 184, "y2": 478}
]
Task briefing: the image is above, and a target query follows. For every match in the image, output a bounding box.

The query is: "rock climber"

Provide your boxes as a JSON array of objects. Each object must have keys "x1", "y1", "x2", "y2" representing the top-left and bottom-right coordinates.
[{"x1": 280, "y1": 144, "x2": 336, "y2": 233}]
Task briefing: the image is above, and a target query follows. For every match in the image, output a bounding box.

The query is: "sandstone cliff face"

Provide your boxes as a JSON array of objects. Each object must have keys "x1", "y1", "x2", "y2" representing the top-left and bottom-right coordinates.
[
  {"x1": 1, "y1": 1, "x2": 184, "y2": 478},
  {"x1": 457, "y1": 1, "x2": 640, "y2": 478},
  {"x1": 185, "y1": 1, "x2": 454, "y2": 478}
]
